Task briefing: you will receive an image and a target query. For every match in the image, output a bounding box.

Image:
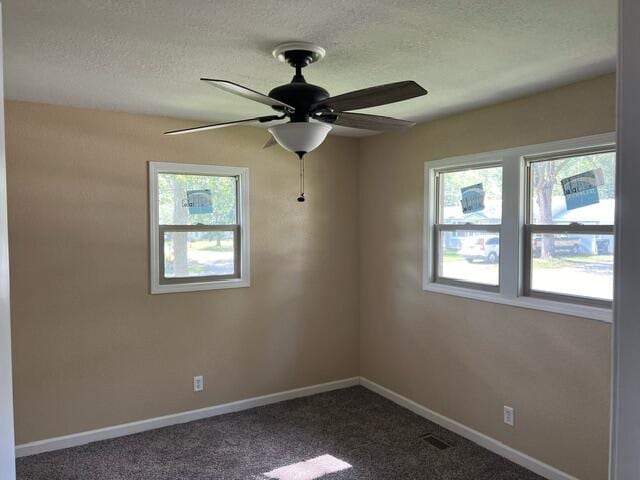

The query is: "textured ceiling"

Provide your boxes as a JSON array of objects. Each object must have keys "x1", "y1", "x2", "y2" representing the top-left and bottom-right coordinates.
[{"x1": 3, "y1": 0, "x2": 616, "y2": 137}]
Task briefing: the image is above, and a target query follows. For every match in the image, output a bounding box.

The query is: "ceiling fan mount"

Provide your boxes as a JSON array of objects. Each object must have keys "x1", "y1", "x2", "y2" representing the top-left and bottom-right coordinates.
[
  {"x1": 164, "y1": 42, "x2": 428, "y2": 200},
  {"x1": 268, "y1": 43, "x2": 330, "y2": 122},
  {"x1": 272, "y1": 42, "x2": 326, "y2": 67}
]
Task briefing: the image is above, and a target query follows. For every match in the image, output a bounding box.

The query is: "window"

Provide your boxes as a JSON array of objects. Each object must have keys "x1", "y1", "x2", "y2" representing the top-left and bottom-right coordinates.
[
  {"x1": 424, "y1": 133, "x2": 615, "y2": 322},
  {"x1": 149, "y1": 162, "x2": 249, "y2": 293},
  {"x1": 433, "y1": 164, "x2": 503, "y2": 290},
  {"x1": 524, "y1": 148, "x2": 615, "y2": 307}
]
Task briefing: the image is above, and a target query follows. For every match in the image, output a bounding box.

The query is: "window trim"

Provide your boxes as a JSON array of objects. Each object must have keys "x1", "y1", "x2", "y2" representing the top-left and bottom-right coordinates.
[
  {"x1": 423, "y1": 132, "x2": 616, "y2": 323},
  {"x1": 149, "y1": 161, "x2": 250, "y2": 294}
]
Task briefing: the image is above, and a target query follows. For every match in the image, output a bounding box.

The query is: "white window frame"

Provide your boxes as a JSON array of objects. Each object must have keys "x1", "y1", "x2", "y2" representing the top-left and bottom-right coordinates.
[
  {"x1": 523, "y1": 147, "x2": 615, "y2": 309},
  {"x1": 423, "y1": 132, "x2": 615, "y2": 323},
  {"x1": 432, "y1": 162, "x2": 503, "y2": 292},
  {"x1": 149, "y1": 162, "x2": 250, "y2": 294}
]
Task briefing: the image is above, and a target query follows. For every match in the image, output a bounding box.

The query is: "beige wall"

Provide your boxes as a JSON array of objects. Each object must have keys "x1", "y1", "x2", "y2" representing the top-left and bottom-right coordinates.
[
  {"x1": 7, "y1": 74, "x2": 615, "y2": 479},
  {"x1": 358, "y1": 73, "x2": 615, "y2": 480},
  {"x1": 6, "y1": 101, "x2": 360, "y2": 444}
]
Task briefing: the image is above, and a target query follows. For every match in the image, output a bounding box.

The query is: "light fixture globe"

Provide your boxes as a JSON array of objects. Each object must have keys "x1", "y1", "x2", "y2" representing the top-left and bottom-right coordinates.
[{"x1": 268, "y1": 122, "x2": 332, "y2": 155}]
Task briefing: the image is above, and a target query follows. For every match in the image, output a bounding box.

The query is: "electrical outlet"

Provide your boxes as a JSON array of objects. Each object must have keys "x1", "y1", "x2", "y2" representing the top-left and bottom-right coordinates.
[
  {"x1": 193, "y1": 375, "x2": 204, "y2": 392},
  {"x1": 503, "y1": 405, "x2": 514, "y2": 426}
]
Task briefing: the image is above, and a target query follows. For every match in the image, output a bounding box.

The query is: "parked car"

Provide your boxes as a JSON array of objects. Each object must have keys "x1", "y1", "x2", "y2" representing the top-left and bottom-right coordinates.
[
  {"x1": 532, "y1": 234, "x2": 583, "y2": 257},
  {"x1": 459, "y1": 235, "x2": 499, "y2": 263},
  {"x1": 443, "y1": 233, "x2": 463, "y2": 251}
]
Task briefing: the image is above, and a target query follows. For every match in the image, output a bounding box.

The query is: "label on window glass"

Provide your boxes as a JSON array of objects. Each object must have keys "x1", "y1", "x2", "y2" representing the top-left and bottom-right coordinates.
[
  {"x1": 561, "y1": 169, "x2": 603, "y2": 211},
  {"x1": 184, "y1": 189, "x2": 213, "y2": 214},
  {"x1": 460, "y1": 183, "x2": 485, "y2": 214}
]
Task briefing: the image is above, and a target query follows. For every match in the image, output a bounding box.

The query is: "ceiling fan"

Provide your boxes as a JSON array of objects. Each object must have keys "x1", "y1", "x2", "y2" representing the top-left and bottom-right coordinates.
[{"x1": 165, "y1": 42, "x2": 428, "y2": 201}]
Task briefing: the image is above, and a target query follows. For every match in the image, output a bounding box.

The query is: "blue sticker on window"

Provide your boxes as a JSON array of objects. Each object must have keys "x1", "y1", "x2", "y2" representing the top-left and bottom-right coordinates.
[
  {"x1": 185, "y1": 189, "x2": 213, "y2": 214},
  {"x1": 460, "y1": 183, "x2": 485, "y2": 214},
  {"x1": 561, "y1": 169, "x2": 603, "y2": 211}
]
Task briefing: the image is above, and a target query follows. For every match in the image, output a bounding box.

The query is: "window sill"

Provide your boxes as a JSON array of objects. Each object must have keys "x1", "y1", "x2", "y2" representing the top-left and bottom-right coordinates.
[
  {"x1": 423, "y1": 282, "x2": 612, "y2": 323},
  {"x1": 151, "y1": 278, "x2": 250, "y2": 294}
]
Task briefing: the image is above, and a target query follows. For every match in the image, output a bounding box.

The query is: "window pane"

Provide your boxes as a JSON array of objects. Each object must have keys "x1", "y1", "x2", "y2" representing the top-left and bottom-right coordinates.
[
  {"x1": 158, "y1": 173, "x2": 237, "y2": 225},
  {"x1": 530, "y1": 233, "x2": 613, "y2": 300},
  {"x1": 164, "y1": 231, "x2": 235, "y2": 278},
  {"x1": 438, "y1": 230, "x2": 500, "y2": 286},
  {"x1": 529, "y1": 151, "x2": 615, "y2": 225},
  {"x1": 439, "y1": 165, "x2": 502, "y2": 224}
]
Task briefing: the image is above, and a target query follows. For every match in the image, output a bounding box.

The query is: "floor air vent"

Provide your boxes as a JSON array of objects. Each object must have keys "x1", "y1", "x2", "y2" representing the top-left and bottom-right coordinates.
[{"x1": 420, "y1": 433, "x2": 452, "y2": 450}]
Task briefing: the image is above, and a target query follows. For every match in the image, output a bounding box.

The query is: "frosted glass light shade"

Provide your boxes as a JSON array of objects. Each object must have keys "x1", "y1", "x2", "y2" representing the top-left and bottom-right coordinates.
[{"x1": 268, "y1": 122, "x2": 332, "y2": 154}]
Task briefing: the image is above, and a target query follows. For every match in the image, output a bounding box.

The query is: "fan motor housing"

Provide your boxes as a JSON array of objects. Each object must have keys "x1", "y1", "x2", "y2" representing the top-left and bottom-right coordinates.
[{"x1": 269, "y1": 82, "x2": 329, "y2": 121}]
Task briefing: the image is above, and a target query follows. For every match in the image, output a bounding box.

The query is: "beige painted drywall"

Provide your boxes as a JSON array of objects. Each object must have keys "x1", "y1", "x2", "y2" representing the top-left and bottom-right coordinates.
[
  {"x1": 7, "y1": 74, "x2": 615, "y2": 479},
  {"x1": 358, "y1": 73, "x2": 615, "y2": 480},
  {"x1": 5, "y1": 101, "x2": 360, "y2": 444}
]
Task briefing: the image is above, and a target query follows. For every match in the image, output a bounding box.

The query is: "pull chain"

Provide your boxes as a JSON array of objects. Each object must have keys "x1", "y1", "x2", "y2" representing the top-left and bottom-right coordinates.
[{"x1": 297, "y1": 153, "x2": 306, "y2": 202}]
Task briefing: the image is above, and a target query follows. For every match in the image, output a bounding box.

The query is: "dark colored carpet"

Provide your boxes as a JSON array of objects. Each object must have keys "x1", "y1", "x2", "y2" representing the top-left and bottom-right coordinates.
[{"x1": 17, "y1": 386, "x2": 545, "y2": 480}]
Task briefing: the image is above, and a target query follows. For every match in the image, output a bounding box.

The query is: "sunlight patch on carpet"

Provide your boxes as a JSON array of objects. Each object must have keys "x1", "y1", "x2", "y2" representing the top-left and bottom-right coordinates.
[{"x1": 263, "y1": 454, "x2": 352, "y2": 480}]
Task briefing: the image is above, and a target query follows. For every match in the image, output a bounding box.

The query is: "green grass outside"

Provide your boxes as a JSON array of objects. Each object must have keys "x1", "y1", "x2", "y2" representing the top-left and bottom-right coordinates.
[
  {"x1": 191, "y1": 240, "x2": 234, "y2": 252},
  {"x1": 165, "y1": 240, "x2": 234, "y2": 252},
  {"x1": 532, "y1": 254, "x2": 613, "y2": 269},
  {"x1": 443, "y1": 250, "x2": 613, "y2": 269}
]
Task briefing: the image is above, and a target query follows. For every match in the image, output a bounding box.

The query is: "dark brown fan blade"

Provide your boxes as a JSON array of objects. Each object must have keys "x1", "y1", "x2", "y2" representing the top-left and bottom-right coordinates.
[
  {"x1": 164, "y1": 115, "x2": 280, "y2": 135},
  {"x1": 315, "y1": 111, "x2": 415, "y2": 131},
  {"x1": 315, "y1": 81, "x2": 427, "y2": 112},
  {"x1": 201, "y1": 79, "x2": 294, "y2": 111},
  {"x1": 263, "y1": 136, "x2": 277, "y2": 148}
]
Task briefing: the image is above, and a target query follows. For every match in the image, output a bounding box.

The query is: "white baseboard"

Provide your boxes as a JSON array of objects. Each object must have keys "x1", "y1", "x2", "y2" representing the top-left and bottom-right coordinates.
[
  {"x1": 15, "y1": 375, "x2": 579, "y2": 480},
  {"x1": 359, "y1": 377, "x2": 578, "y2": 480},
  {"x1": 15, "y1": 377, "x2": 360, "y2": 458}
]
